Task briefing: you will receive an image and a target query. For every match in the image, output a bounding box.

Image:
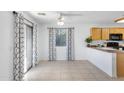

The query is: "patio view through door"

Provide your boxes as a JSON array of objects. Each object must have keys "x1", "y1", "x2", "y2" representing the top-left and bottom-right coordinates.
[
  {"x1": 56, "y1": 29, "x2": 68, "y2": 60},
  {"x1": 24, "y1": 24, "x2": 33, "y2": 73}
]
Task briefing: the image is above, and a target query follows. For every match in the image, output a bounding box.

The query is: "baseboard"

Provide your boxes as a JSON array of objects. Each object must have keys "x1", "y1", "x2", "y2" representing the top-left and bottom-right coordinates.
[{"x1": 38, "y1": 60, "x2": 89, "y2": 62}]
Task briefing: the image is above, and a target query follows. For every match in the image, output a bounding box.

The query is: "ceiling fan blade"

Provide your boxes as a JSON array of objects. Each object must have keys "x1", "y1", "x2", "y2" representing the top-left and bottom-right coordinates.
[{"x1": 62, "y1": 13, "x2": 83, "y2": 16}]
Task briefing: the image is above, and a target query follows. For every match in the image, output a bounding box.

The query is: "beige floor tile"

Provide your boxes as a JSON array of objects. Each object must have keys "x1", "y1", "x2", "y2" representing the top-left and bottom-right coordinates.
[{"x1": 23, "y1": 60, "x2": 119, "y2": 81}]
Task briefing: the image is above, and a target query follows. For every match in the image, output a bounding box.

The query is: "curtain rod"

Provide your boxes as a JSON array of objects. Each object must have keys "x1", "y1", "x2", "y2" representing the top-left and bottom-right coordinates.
[{"x1": 13, "y1": 11, "x2": 34, "y2": 25}]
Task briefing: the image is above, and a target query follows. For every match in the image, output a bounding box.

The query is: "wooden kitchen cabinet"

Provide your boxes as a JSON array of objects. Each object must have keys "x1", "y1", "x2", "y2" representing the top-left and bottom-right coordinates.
[
  {"x1": 109, "y1": 28, "x2": 118, "y2": 33},
  {"x1": 110, "y1": 28, "x2": 124, "y2": 34},
  {"x1": 110, "y1": 28, "x2": 124, "y2": 39},
  {"x1": 118, "y1": 28, "x2": 124, "y2": 39},
  {"x1": 117, "y1": 52, "x2": 124, "y2": 77},
  {"x1": 102, "y1": 28, "x2": 110, "y2": 40},
  {"x1": 91, "y1": 27, "x2": 124, "y2": 40},
  {"x1": 91, "y1": 28, "x2": 102, "y2": 40}
]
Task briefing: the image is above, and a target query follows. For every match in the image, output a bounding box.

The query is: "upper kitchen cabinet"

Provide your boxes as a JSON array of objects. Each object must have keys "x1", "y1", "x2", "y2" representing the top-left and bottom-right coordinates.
[
  {"x1": 91, "y1": 28, "x2": 102, "y2": 40},
  {"x1": 110, "y1": 28, "x2": 124, "y2": 34},
  {"x1": 102, "y1": 28, "x2": 110, "y2": 40},
  {"x1": 91, "y1": 27, "x2": 124, "y2": 40},
  {"x1": 110, "y1": 28, "x2": 124, "y2": 39}
]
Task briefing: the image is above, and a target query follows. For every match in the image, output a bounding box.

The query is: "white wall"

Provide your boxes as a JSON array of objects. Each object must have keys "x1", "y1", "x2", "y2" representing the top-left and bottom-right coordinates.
[
  {"x1": 0, "y1": 12, "x2": 14, "y2": 80},
  {"x1": 37, "y1": 24, "x2": 49, "y2": 61}
]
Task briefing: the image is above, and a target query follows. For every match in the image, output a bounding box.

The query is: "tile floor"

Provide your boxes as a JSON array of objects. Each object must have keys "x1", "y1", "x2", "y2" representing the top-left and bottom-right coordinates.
[{"x1": 23, "y1": 60, "x2": 123, "y2": 81}]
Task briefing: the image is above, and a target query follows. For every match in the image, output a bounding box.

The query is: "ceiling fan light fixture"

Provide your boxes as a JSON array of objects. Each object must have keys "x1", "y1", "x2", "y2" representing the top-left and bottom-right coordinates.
[
  {"x1": 57, "y1": 13, "x2": 64, "y2": 25},
  {"x1": 115, "y1": 17, "x2": 124, "y2": 23},
  {"x1": 58, "y1": 16, "x2": 64, "y2": 21},
  {"x1": 57, "y1": 20, "x2": 64, "y2": 25}
]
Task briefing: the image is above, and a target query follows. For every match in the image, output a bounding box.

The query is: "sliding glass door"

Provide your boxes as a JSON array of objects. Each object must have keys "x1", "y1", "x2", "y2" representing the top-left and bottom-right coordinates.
[{"x1": 24, "y1": 24, "x2": 33, "y2": 73}]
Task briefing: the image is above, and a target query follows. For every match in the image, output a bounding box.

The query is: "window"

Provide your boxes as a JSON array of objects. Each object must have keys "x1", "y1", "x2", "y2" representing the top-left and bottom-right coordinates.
[{"x1": 56, "y1": 29, "x2": 66, "y2": 46}]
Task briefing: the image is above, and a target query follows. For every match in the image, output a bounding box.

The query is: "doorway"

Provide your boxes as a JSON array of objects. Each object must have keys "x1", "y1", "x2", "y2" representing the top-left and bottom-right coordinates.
[
  {"x1": 56, "y1": 29, "x2": 68, "y2": 60},
  {"x1": 49, "y1": 28, "x2": 74, "y2": 61}
]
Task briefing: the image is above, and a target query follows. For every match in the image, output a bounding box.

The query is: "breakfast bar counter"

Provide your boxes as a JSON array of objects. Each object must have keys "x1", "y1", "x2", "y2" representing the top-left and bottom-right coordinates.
[
  {"x1": 86, "y1": 47, "x2": 116, "y2": 78},
  {"x1": 87, "y1": 47, "x2": 124, "y2": 77},
  {"x1": 91, "y1": 47, "x2": 124, "y2": 54},
  {"x1": 86, "y1": 47, "x2": 124, "y2": 78}
]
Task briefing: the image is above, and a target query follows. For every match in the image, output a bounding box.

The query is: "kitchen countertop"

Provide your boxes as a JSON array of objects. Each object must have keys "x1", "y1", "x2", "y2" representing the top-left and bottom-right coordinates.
[{"x1": 89, "y1": 47, "x2": 124, "y2": 54}]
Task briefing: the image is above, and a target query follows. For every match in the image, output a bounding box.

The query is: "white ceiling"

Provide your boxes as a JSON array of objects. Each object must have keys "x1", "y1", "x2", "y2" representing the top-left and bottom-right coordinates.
[{"x1": 25, "y1": 11, "x2": 124, "y2": 24}]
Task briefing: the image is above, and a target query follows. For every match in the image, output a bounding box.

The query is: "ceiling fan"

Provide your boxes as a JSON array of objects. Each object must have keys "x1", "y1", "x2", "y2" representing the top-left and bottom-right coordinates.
[
  {"x1": 59, "y1": 13, "x2": 83, "y2": 16},
  {"x1": 37, "y1": 11, "x2": 83, "y2": 16},
  {"x1": 36, "y1": 11, "x2": 83, "y2": 25},
  {"x1": 57, "y1": 11, "x2": 83, "y2": 16},
  {"x1": 57, "y1": 12, "x2": 83, "y2": 25}
]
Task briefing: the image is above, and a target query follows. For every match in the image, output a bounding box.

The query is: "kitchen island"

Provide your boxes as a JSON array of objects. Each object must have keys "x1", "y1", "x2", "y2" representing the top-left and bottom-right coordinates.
[{"x1": 86, "y1": 47, "x2": 124, "y2": 78}]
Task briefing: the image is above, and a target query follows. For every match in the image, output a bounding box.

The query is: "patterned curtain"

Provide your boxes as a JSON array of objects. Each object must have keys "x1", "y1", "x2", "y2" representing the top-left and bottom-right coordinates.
[
  {"x1": 13, "y1": 13, "x2": 25, "y2": 81},
  {"x1": 33, "y1": 24, "x2": 38, "y2": 66},
  {"x1": 13, "y1": 12, "x2": 38, "y2": 80},
  {"x1": 68, "y1": 28, "x2": 75, "y2": 61},
  {"x1": 49, "y1": 28, "x2": 56, "y2": 61}
]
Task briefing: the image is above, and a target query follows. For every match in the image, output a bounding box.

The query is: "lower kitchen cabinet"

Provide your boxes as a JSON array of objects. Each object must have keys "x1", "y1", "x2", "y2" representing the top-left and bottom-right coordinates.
[{"x1": 117, "y1": 52, "x2": 124, "y2": 77}]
